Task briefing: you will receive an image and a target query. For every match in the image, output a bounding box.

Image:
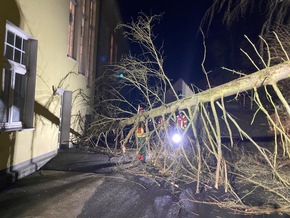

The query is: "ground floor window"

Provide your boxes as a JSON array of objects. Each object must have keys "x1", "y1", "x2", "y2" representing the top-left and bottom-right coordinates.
[{"x1": 0, "y1": 21, "x2": 37, "y2": 131}]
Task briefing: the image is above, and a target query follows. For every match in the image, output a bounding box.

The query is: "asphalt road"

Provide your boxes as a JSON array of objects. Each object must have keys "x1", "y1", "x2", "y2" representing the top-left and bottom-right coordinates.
[{"x1": 0, "y1": 148, "x2": 288, "y2": 218}]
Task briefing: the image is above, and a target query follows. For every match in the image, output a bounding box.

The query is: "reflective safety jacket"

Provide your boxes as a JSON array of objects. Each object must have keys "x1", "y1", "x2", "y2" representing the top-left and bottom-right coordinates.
[
  {"x1": 177, "y1": 114, "x2": 187, "y2": 129},
  {"x1": 136, "y1": 127, "x2": 147, "y2": 138}
]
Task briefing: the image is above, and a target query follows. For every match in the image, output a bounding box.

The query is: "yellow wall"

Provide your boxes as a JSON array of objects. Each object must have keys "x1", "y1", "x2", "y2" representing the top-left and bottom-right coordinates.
[{"x1": 0, "y1": 0, "x2": 92, "y2": 170}]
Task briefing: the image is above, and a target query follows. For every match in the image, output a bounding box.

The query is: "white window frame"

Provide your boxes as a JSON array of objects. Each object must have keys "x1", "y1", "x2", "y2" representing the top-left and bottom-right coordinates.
[{"x1": 0, "y1": 21, "x2": 37, "y2": 131}]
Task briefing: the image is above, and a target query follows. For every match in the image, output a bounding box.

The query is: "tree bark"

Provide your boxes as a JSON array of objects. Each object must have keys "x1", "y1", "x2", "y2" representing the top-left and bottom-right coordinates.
[{"x1": 120, "y1": 61, "x2": 290, "y2": 127}]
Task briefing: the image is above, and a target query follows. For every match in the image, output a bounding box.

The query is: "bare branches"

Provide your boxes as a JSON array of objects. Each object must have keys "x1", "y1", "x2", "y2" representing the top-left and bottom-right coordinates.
[
  {"x1": 202, "y1": 0, "x2": 290, "y2": 37},
  {"x1": 117, "y1": 13, "x2": 178, "y2": 100},
  {"x1": 82, "y1": 13, "x2": 290, "y2": 216},
  {"x1": 200, "y1": 28, "x2": 212, "y2": 89}
]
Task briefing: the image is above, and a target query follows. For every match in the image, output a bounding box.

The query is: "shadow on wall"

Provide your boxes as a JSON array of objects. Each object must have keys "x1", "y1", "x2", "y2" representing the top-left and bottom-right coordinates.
[
  {"x1": 34, "y1": 101, "x2": 60, "y2": 126},
  {"x1": 0, "y1": 0, "x2": 20, "y2": 58},
  {"x1": 0, "y1": 132, "x2": 16, "y2": 190},
  {"x1": 0, "y1": 0, "x2": 20, "y2": 189},
  {"x1": 0, "y1": 0, "x2": 20, "y2": 25},
  {"x1": 34, "y1": 101, "x2": 81, "y2": 137}
]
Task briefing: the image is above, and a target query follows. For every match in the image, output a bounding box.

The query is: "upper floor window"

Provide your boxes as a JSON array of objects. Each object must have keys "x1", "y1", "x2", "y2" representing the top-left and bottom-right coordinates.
[
  {"x1": 67, "y1": 0, "x2": 96, "y2": 83},
  {"x1": 5, "y1": 29, "x2": 27, "y2": 65},
  {"x1": 0, "y1": 21, "x2": 37, "y2": 131},
  {"x1": 68, "y1": 0, "x2": 77, "y2": 59}
]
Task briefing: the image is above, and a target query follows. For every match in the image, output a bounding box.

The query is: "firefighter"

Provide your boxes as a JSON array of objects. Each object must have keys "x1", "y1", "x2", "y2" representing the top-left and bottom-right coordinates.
[
  {"x1": 157, "y1": 116, "x2": 163, "y2": 125},
  {"x1": 176, "y1": 111, "x2": 187, "y2": 129},
  {"x1": 136, "y1": 122, "x2": 147, "y2": 163}
]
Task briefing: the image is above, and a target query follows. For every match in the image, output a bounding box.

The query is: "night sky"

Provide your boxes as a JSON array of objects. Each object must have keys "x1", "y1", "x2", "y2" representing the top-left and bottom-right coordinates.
[
  {"x1": 117, "y1": 0, "x2": 263, "y2": 88},
  {"x1": 117, "y1": 0, "x2": 213, "y2": 85}
]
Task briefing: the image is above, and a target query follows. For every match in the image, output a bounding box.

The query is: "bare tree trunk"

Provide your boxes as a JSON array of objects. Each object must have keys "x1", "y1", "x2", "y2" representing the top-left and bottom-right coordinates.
[{"x1": 120, "y1": 60, "x2": 290, "y2": 127}]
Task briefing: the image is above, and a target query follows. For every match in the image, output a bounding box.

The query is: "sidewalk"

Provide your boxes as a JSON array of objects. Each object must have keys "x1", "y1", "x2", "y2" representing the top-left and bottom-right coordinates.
[{"x1": 0, "y1": 147, "x2": 287, "y2": 218}]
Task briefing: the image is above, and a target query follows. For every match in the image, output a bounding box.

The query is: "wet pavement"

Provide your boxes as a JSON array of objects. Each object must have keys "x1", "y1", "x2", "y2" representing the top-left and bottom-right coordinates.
[{"x1": 0, "y1": 147, "x2": 289, "y2": 218}]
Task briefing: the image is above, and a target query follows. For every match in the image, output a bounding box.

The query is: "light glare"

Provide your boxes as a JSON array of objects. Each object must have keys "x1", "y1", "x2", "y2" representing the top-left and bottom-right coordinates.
[{"x1": 172, "y1": 133, "x2": 181, "y2": 143}]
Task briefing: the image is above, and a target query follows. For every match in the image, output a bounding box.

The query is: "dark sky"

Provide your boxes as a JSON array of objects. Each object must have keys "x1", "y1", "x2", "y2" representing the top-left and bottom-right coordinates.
[{"x1": 117, "y1": 0, "x2": 213, "y2": 84}]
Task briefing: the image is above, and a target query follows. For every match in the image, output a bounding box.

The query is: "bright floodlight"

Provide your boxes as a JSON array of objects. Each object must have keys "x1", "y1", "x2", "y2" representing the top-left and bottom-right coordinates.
[{"x1": 172, "y1": 133, "x2": 182, "y2": 143}]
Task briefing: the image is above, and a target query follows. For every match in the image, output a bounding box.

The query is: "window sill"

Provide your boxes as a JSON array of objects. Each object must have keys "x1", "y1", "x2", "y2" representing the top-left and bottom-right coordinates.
[
  {"x1": 67, "y1": 55, "x2": 77, "y2": 62},
  {"x1": 0, "y1": 127, "x2": 35, "y2": 133}
]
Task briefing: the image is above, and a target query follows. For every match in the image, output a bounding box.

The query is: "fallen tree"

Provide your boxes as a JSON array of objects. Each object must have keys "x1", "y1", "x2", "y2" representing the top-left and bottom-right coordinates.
[
  {"x1": 83, "y1": 13, "x2": 290, "y2": 216},
  {"x1": 119, "y1": 60, "x2": 290, "y2": 127}
]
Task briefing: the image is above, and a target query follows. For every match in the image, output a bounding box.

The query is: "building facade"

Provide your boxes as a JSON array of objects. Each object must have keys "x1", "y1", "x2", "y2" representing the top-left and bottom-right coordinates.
[
  {"x1": 165, "y1": 78, "x2": 195, "y2": 103},
  {"x1": 0, "y1": 0, "x2": 127, "y2": 188}
]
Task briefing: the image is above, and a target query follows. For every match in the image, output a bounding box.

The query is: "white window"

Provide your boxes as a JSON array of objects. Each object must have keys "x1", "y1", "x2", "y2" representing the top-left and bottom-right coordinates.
[{"x1": 0, "y1": 21, "x2": 37, "y2": 130}]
